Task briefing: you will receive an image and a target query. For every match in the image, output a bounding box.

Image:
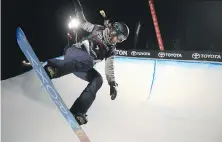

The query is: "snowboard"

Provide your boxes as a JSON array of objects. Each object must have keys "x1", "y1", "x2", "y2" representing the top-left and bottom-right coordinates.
[{"x1": 16, "y1": 27, "x2": 91, "y2": 142}]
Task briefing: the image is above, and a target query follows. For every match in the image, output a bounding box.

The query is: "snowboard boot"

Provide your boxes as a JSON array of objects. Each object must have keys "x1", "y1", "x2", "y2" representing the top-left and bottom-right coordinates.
[
  {"x1": 74, "y1": 113, "x2": 88, "y2": 125},
  {"x1": 44, "y1": 65, "x2": 57, "y2": 79}
]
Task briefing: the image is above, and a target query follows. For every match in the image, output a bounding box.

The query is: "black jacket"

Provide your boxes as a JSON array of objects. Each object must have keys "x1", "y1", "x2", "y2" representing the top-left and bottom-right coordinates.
[{"x1": 71, "y1": 5, "x2": 117, "y2": 83}]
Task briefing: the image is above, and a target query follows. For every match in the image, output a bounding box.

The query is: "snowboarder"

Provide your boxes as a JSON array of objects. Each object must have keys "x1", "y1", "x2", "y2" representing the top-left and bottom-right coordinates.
[{"x1": 44, "y1": 0, "x2": 129, "y2": 125}]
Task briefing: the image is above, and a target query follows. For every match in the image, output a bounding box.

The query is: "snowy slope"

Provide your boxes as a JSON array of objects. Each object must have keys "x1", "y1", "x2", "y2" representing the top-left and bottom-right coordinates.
[{"x1": 2, "y1": 57, "x2": 222, "y2": 142}]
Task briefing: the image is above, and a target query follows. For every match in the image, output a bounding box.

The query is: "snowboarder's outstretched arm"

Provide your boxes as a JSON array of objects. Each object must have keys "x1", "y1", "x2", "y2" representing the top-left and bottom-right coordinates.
[
  {"x1": 105, "y1": 48, "x2": 116, "y2": 83},
  {"x1": 105, "y1": 55, "x2": 115, "y2": 83},
  {"x1": 73, "y1": 0, "x2": 95, "y2": 32},
  {"x1": 105, "y1": 48, "x2": 118, "y2": 100}
]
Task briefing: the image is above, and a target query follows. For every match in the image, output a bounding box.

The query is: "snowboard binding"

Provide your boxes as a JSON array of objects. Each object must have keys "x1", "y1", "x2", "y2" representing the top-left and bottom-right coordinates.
[
  {"x1": 74, "y1": 113, "x2": 88, "y2": 125},
  {"x1": 44, "y1": 65, "x2": 58, "y2": 79}
]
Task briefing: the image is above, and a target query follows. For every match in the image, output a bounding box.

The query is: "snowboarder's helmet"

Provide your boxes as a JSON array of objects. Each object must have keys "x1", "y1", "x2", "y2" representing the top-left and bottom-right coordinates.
[{"x1": 111, "y1": 22, "x2": 129, "y2": 42}]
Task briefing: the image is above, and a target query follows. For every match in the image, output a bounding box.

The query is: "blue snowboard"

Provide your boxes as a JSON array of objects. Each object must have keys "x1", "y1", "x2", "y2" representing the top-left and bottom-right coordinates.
[{"x1": 16, "y1": 27, "x2": 91, "y2": 142}]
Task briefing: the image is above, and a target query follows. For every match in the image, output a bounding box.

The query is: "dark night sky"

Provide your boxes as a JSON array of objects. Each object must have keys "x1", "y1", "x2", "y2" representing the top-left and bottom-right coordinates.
[{"x1": 2, "y1": 0, "x2": 222, "y2": 80}]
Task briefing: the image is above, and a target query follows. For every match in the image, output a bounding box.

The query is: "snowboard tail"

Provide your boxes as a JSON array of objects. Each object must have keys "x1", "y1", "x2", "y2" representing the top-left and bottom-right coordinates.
[{"x1": 16, "y1": 27, "x2": 91, "y2": 142}]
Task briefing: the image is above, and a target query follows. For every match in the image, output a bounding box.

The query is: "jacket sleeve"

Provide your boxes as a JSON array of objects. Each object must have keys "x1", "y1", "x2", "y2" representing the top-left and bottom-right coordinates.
[
  {"x1": 79, "y1": 20, "x2": 95, "y2": 33},
  {"x1": 105, "y1": 47, "x2": 116, "y2": 84}
]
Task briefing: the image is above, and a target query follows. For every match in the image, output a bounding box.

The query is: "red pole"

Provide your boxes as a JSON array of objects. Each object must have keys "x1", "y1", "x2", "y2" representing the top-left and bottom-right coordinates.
[{"x1": 148, "y1": 0, "x2": 164, "y2": 51}]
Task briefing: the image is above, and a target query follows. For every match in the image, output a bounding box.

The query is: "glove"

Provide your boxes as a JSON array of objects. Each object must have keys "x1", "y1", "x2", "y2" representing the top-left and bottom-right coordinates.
[
  {"x1": 99, "y1": 10, "x2": 106, "y2": 18},
  {"x1": 109, "y1": 81, "x2": 118, "y2": 100},
  {"x1": 99, "y1": 10, "x2": 112, "y2": 28}
]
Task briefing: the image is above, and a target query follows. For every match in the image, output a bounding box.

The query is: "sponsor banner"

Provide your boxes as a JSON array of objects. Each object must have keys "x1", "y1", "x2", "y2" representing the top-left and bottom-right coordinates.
[
  {"x1": 190, "y1": 52, "x2": 222, "y2": 61},
  {"x1": 130, "y1": 50, "x2": 151, "y2": 57},
  {"x1": 115, "y1": 49, "x2": 128, "y2": 56},
  {"x1": 115, "y1": 49, "x2": 222, "y2": 62},
  {"x1": 156, "y1": 51, "x2": 183, "y2": 59},
  {"x1": 115, "y1": 49, "x2": 151, "y2": 57}
]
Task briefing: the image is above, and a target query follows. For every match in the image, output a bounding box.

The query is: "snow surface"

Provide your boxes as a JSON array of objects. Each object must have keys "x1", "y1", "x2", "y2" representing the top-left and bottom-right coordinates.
[{"x1": 2, "y1": 57, "x2": 222, "y2": 142}]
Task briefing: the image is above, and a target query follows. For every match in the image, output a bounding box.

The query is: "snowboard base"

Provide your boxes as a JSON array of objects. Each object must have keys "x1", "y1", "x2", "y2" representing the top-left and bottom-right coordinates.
[{"x1": 16, "y1": 27, "x2": 91, "y2": 142}]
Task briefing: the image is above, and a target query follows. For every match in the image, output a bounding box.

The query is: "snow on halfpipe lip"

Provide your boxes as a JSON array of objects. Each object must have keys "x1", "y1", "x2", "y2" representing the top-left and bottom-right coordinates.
[{"x1": 2, "y1": 57, "x2": 222, "y2": 142}]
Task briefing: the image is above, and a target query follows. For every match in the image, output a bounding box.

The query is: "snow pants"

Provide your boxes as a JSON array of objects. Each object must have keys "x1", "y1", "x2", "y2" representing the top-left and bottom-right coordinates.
[{"x1": 47, "y1": 47, "x2": 103, "y2": 114}]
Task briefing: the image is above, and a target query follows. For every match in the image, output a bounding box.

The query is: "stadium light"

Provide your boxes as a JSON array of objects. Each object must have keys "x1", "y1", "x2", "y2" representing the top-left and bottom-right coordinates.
[{"x1": 68, "y1": 18, "x2": 80, "y2": 29}]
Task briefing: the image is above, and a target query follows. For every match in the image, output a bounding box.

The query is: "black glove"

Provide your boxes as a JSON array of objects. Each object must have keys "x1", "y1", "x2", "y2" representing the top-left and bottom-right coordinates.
[{"x1": 109, "y1": 81, "x2": 118, "y2": 100}]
